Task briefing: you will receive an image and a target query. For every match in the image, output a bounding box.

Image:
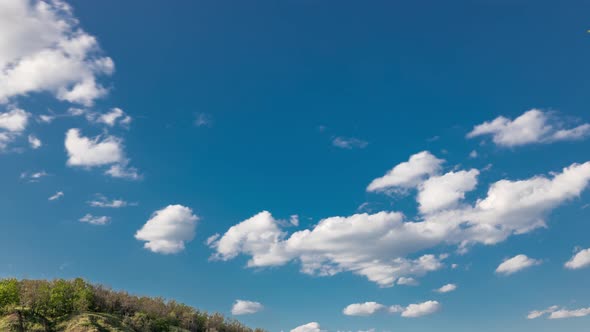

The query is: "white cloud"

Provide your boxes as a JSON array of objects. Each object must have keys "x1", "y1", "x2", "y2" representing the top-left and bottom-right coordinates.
[
  {"x1": 28, "y1": 134, "x2": 42, "y2": 149},
  {"x1": 435, "y1": 283, "x2": 457, "y2": 293},
  {"x1": 332, "y1": 137, "x2": 368, "y2": 149},
  {"x1": 343, "y1": 302, "x2": 385, "y2": 316},
  {"x1": 397, "y1": 277, "x2": 419, "y2": 286},
  {"x1": 0, "y1": 0, "x2": 114, "y2": 106},
  {"x1": 291, "y1": 322, "x2": 322, "y2": 332},
  {"x1": 88, "y1": 195, "x2": 129, "y2": 208},
  {"x1": 467, "y1": 109, "x2": 590, "y2": 147},
  {"x1": 401, "y1": 301, "x2": 441, "y2": 318},
  {"x1": 135, "y1": 205, "x2": 199, "y2": 254},
  {"x1": 564, "y1": 248, "x2": 590, "y2": 270},
  {"x1": 231, "y1": 300, "x2": 263, "y2": 315},
  {"x1": 65, "y1": 128, "x2": 139, "y2": 179},
  {"x1": 528, "y1": 305, "x2": 590, "y2": 319},
  {"x1": 96, "y1": 107, "x2": 131, "y2": 127},
  {"x1": 549, "y1": 307, "x2": 590, "y2": 319},
  {"x1": 48, "y1": 191, "x2": 63, "y2": 201},
  {"x1": 194, "y1": 113, "x2": 213, "y2": 127},
  {"x1": 21, "y1": 171, "x2": 48, "y2": 182},
  {"x1": 469, "y1": 150, "x2": 478, "y2": 158},
  {"x1": 417, "y1": 170, "x2": 479, "y2": 214},
  {"x1": 0, "y1": 108, "x2": 29, "y2": 132},
  {"x1": 65, "y1": 128, "x2": 124, "y2": 167},
  {"x1": 527, "y1": 306, "x2": 559, "y2": 319},
  {"x1": 367, "y1": 151, "x2": 444, "y2": 192},
  {"x1": 495, "y1": 255, "x2": 541, "y2": 275},
  {"x1": 209, "y1": 153, "x2": 590, "y2": 286},
  {"x1": 0, "y1": 108, "x2": 29, "y2": 149},
  {"x1": 79, "y1": 214, "x2": 110, "y2": 225}
]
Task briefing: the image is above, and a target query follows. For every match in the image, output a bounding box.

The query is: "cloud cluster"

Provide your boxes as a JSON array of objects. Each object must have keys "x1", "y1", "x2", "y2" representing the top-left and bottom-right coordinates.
[
  {"x1": 467, "y1": 109, "x2": 590, "y2": 147},
  {"x1": 0, "y1": 0, "x2": 114, "y2": 106},
  {"x1": 231, "y1": 300, "x2": 263, "y2": 315},
  {"x1": 495, "y1": 255, "x2": 541, "y2": 276},
  {"x1": 88, "y1": 194, "x2": 130, "y2": 208},
  {"x1": 528, "y1": 305, "x2": 590, "y2": 319},
  {"x1": 209, "y1": 151, "x2": 590, "y2": 286},
  {"x1": 135, "y1": 205, "x2": 199, "y2": 254},
  {"x1": 342, "y1": 301, "x2": 441, "y2": 318}
]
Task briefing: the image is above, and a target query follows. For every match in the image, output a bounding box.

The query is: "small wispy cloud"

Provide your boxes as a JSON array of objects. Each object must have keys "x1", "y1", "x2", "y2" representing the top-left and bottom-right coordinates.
[
  {"x1": 332, "y1": 136, "x2": 368, "y2": 149},
  {"x1": 48, "y1": 191, "x2": 64, "y2": 201},
  {"x1": 194, "y1": 113, "x2": 213, "y2": 127},
  {"x1": 79, "y1": 214, "x2": 111, "y2": 225}
]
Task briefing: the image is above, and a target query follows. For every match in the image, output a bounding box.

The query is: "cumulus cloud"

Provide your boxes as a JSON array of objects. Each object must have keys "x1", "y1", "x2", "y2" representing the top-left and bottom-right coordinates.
[
  {"x1": 65, "y1": 128, "x2": 139, "y2": 179},
  {"x1": 528, "y1": 305, "x2": 590, "y2": 319},
  {"x1": 417, "y1": 170, "x2": 479, "y2": 214},
  {"x1": 401, "y1": 301, "x2": 441, "y2": 318},
  {"x1": 135, "y1": 205, "x2": 199, "y2": 254},
  {"x1": 96, "y1": 107, "x2": 131, "y2": 127},
  {"x1": 291, "y1": 322, "x2": 322, "y2": 332},
  {"x1": 79, "y1": 214, "x2": 110, "y2": 225},
  {"x1": 467, "y1": 109, "x2": 590, "y2": 147},
  {"x1": 0, "y1": 108, "x2": 29, "y2": 149},
  {"x1": 495, "y1": 255, "x2": 541, "y2": 275},
  {"x1": 48, "y1": 191, "x2": 64, "y2": 201},
  {"x1": 65, "y1": 128, "x2": 123, "y2": 166},
  {"x1": 332, "y1": 137, "x2": 368, "y2": 149},
  {"x1": 231, "y1": 300, "x2": 263, "y2": 315},
  {"x1": 342, "y1": 301, "x2": 440, "y2": 318},
  {"x1": 564, "y1": 248, "x2": 590, "y2": 270},
  {"x1": 367, "y1": 151, "x2": 443, "y2": 192},
  {"x1": 343, "y1": 302, "x2": 385, "y2": 316},
  {"x1": 0, "y1": 0, "x2": 114, "y2": 106},
  {"x1": 435, "y1": 283, "x2": 457, "y2": 293}
]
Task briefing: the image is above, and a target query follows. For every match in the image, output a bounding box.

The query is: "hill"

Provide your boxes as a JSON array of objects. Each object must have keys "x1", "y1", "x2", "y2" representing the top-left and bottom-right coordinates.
[{"x1": 0, "y1": 278, "x2": 264, "y2": 332}]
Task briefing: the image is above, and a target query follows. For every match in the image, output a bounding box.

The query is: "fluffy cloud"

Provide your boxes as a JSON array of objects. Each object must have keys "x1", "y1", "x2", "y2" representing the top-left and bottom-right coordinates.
[
  {"x1": 435, "y1": 283, "x2": 457, "y2": 293},
  {"x1": 342, "y1": 301, "x2": 441, "y2": 318},
  {"x1": 0, "y1": 0, "x2": 114, "y2": 106},
  {"x1": 96, "y1": 107, "x2": 131, "y2": 127},
  {"x1": 401, "y1": 301, "x2": 441, "y2": 318},
  {"x1": 467, "y1": 109, "x2": 590, "y2": 147},
  {"x1": 210, "y1": 153, "x2": 590, "y2": 286},
  {"x1": 231, "y1": 300, "x2": 263, "y2": 315},
  {"x1": 342, "y1": 302, "x2": 385, "y2": 316},
  {"x1": 65, "y1": 128, "x2": 139, "y2": 179},
  {"x1": 528, "y1": 305, "x2": 590, "y2": 319},
  {"x1": 332, "y1": 137, "x2": 368, "y2": 149},
  {"x1": 79, "y1": 214, "x2": 110, "y2": 225},
  {"x1": 0, "y1": 108, "x2": 29, "y2": 149},
  {"x1": 564, "y1": 248, "x2": 590, "y2": 270},
  {"x1": 495, "y1": 255, "x2": 541, "y2": 275},
  {"x1": 65, "y1": 128, "x2": 124, "y2": 166},
  {"x1": 367, "y1": 151, "x2": 443, "y2": 192},
  {"x1": 28, "y1": 135, "x2": 42, "y2": 149},
  {"x1": 397, "y1": 277, "x2": 419, "y2": 286},
  {"x1": 135, "y1": 205, "x2": 199, "y2": 254},
  {"x1": 417, "y1": 170, "x2": 479, "y2": 214},
  {"x1": 291, "y1": 322, "x2": 322, "y2": 332}
]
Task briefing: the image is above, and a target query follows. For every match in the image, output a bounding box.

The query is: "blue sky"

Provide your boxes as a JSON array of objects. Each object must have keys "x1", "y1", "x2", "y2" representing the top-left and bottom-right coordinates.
[{"x1": 1, "y1": 0, "x2": 590, "y2": 331}]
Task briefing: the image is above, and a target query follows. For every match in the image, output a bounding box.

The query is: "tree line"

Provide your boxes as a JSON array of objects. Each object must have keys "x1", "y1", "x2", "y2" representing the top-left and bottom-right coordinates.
[{"x1": 0, "y1": 278, "x2": 266, "y2": 332}]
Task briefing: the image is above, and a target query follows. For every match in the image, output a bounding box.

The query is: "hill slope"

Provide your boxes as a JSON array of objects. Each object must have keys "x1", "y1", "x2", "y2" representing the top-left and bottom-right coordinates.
[{"x1": 0, "y1": 278, "x2": 263, "y2": 332}]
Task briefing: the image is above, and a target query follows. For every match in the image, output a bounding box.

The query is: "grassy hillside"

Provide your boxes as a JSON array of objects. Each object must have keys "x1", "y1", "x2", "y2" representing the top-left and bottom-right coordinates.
[{"x1": 0, "y1": 278, "x2": 263, "y2": 332}]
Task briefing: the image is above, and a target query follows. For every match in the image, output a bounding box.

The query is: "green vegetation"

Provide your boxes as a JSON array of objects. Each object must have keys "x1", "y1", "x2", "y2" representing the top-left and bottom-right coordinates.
[{"x1": 0, "y1": 278, "x2": 265, "y2": 332}]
